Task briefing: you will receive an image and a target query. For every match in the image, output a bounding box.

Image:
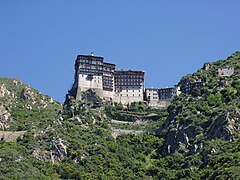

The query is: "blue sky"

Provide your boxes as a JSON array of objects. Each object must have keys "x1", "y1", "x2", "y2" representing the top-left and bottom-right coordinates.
[{"x1": 0, "y1": 1, "x2": 240, "y2": 102}]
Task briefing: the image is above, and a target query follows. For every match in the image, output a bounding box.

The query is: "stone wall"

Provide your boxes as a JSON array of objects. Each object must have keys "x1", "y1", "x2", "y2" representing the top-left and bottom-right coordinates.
[
  {"x1": 75, "y1": 74, "x2": 103, "y2": 100},
  {"x1": 218, "y1": 67, "x2": 234, "y2": 77},
  {"x1": 148, "y1": 99, "x2": 171, "y2": 109},
  {"x1": 103, "y1": 90, "x2": 115, "y2": 102}
]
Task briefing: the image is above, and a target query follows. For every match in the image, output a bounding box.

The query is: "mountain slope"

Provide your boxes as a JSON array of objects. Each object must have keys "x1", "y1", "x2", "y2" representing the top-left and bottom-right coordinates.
[
  {"x1": 0, "y1": 52, "x2": 239, "y2": 179},
  {"x1": 0, "y1": 77, "x2": 62, "y2": 179},
  {"x1": 0, "y1": 77, "x2": 61, "y2": 131}
]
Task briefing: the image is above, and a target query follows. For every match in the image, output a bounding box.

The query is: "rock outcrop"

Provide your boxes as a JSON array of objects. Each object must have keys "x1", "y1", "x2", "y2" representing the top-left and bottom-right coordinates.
[
  {"x1": 51, "y1": 138, "x2": 68, "y2": 162},
  {"x1": 207, "y1": 110, "x2": 239, "y2": 141},
  {"x1": 0, "y1": 84, "x2": 10, "y2": 98},
  {"x1": 0, "y1": 106, "x2": 12, "y2": 130}
]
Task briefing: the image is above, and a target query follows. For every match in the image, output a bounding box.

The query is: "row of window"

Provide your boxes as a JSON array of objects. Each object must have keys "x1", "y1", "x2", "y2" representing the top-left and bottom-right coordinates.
[
  {"x1": 79, "y1": 59, "x2": 103, "y2": 64},
  {"x1": 147, "y1": 88, "x2": 175, "y2": 93},
  {"x1": 115, "y1": 86, "x2": 141, "y2": 89},
  {"x1": 80, "y1": 66, "x2": 102, "y2": 70},
  {"x1": 117, "y1": 94, "x2": 142, "y2": 97},
  {"x1": 115, "y1": 79, "x2": 142, "y2": 82},
  {"x1": 147, "y1": 89, "x2": 158, "y2": 92},
  {"x1": 116, "y1": 90, "x2": 141, "y2": 92},
  {"x1": 115, "y1": 83, "x2": 142, "y2": 86},
  {"x1": 148, "y1": 93, "x2": 158, "y2": 96},
  {"x1": 115, "y1": 75, "x2": 143, "y2": 79},
  {"x1": 103, "y1": 67, "x2": 115, "y2": 71},
  {"x1": 81, "y1": 74, "x2": 101, "y2": 79},
  {"x1": 103, "y1": 77, "x2": 113, "y2": 80},
  {"x1": 79, "y1": 69, "x2": 103, "y2": 74}
]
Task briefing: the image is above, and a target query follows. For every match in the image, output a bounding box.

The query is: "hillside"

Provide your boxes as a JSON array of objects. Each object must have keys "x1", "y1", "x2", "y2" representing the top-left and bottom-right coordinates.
[
  {"x1": 162, "y1": 51, "x2": 240, "y2": 153},
  {"x1": 0, "y1": 52, "x2": 239, "y2": 179},
  {"x1": 0, "y1": 78, "x2": 62, "y2": 179},
  {"x1": 0, "y1": 77, "x2": 61, "y2": 131}
]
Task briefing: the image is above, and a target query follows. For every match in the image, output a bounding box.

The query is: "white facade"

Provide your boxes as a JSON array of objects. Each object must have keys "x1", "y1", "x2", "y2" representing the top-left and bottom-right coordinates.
[
  {"x1": 145, "y1": 88, "x2": 159, "y2": 106},
  {"x1": 103, "y1": 90, "x2": 115, "y2": 101},
  {"x1": 218, "y1": 67, "x2": 234, "y2": 77},
  {"x1": 75, "y1": 73, "x2": 103, "y2": 99},
  {"x1": 115, "y1": 86, "x2": 144, "y2": 104}
]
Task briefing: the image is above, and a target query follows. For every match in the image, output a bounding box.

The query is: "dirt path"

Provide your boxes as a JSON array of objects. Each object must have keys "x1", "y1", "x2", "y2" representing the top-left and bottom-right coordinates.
[{"x1": 111, "y1": 119, "x2": 147, "y2": 125}]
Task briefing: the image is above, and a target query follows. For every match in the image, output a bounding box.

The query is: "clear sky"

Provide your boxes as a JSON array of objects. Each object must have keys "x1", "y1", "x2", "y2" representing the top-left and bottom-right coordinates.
[{"x1": 0, "y1": 1, "x2": 240, "y2": 102}]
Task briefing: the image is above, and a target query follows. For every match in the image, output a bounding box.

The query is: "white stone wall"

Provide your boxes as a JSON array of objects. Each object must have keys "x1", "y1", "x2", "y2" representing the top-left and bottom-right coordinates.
[
  {"x1": 103, "y1": 90, "x2": 115, "y2": 101},
  {"x1": 218, "y1": 67, "x2": 234, "y2": 76},
  {"x1": 114, "y1": 86, "x2": 144, "y2": 104},
  {"x1": 148, "y1": 99, "x2": 171, "y2": 109},
  {"x1": 158, "y1": 99, "x2": 171, "y2": 108},
  {"x1": 76, "y1": 74, "x2": 103, "y2": 99}
]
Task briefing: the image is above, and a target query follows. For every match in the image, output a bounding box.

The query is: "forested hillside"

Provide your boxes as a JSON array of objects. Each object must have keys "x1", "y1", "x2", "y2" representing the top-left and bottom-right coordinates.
[{"x1": 0, "y1": 52, "x2": 239, "y2": 179}]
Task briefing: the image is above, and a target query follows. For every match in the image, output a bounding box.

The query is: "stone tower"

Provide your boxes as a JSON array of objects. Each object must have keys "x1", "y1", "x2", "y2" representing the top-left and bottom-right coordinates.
[{"x1": 69, "y1": 54, "x2": 115, "y2": 101}]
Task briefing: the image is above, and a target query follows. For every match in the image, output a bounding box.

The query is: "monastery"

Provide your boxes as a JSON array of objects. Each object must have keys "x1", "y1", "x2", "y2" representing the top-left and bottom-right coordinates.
[{"x1": 69, "y1": 53, "x2": 180, "y2": 108}]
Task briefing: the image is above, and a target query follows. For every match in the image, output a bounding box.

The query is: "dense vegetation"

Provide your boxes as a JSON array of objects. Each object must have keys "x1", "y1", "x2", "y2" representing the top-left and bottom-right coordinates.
[{"x1": 0, "y1": 52, "x2": 239, "y2": 179}]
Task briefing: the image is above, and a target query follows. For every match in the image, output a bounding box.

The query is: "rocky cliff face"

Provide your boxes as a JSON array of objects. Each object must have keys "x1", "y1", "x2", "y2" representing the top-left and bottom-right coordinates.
[
  {"x1": 0, "y1": 106, "x2": 12, "y2": 130},
  {"x1": 0, "y1": 84, "x2": 10, "y2": 98},
  {"x1": 162, "y1": 106, "x2": 239, "y2": 155}
]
